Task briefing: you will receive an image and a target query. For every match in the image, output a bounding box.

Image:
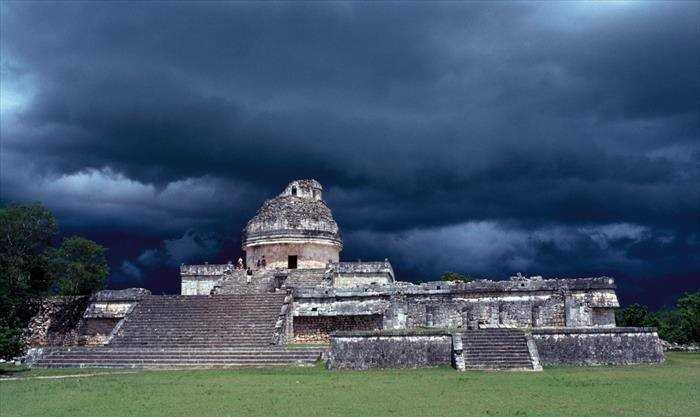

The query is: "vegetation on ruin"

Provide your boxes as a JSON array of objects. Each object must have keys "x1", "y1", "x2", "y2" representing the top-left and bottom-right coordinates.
[
  {"x1": 0, "y1": 203, "x2": 109, "y2": 358},
  {"x1": 616, "y1": 292, "x2": 700, "y2": 344},
  {"x1": 440, "y1": 271, "x2": 473, "y2": 283},
  {"x1": 1, "y1": 352, "x2": 697, "y2": 417}
]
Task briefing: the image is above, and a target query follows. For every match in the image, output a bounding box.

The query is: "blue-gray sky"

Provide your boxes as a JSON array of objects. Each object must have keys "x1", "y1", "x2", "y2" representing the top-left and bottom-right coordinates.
[{"x1": 1, "y1": 1, "x2": 698, "y2": 307}]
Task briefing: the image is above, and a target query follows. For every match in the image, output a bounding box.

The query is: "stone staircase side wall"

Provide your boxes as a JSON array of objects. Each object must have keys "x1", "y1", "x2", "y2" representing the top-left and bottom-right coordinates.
[
  {"x1": 524, "y1": 332, "x2": 543, "y2": 371},
  {"x1": 272, "y1": 291, "x2": 294, "y2": 345}
]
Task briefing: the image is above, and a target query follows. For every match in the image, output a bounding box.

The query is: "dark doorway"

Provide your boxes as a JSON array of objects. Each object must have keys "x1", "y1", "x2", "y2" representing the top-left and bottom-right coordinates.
[{"x1": 288, "y1": 255, "x2": 298, "y2": 269}]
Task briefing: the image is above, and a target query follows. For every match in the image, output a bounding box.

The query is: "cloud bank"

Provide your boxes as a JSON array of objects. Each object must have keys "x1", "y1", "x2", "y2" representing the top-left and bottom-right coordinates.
[{"x1": 1, "y1": 2, "x2": 698, "y2": 306}]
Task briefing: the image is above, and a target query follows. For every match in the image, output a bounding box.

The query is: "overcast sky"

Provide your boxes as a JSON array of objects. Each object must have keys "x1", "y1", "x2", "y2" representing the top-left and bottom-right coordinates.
[{"x1": 1, "y1": 1, "x2": 698, "y2": 307}]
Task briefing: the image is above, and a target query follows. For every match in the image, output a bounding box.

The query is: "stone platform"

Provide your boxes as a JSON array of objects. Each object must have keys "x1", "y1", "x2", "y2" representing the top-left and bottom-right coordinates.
[{"x1": 326, "y1": 328, "x2": 541, "y2": 371}]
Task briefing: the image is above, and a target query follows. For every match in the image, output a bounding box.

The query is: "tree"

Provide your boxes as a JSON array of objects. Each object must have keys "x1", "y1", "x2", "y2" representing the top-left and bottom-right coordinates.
[
  {"x1": 0, "y1": 204, "x2": 109, "y2": 358},
  {"x1": 621, "y1": 292, "x2": 700, "y2": 345},
  {"x1": 676, "y1": 292, "x2": 700, "y2": 343},
  {"x1": 615, "y1": 303, "x2": 650, "y2": 327},
  {"x1": 47, "y1": 236, "x2": 109, "y2": 296},
  {"x1": 440, "y1": 271, "x2": 473, "y2": 283},
  {"x1": 647, "y1": 308, "x2": 687, "y2": 344},
  {"x1": 0, "y1": 203, "x2": 58, "y2": 294},
  {"x1": 0, "y1": 203, "x2": 58, "y2": 358}
]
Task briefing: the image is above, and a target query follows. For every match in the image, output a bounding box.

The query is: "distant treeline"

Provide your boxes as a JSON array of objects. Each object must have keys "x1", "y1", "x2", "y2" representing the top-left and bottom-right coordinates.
[{"x1": 616, "y1": 292, "x2": 699, "y2": 345}]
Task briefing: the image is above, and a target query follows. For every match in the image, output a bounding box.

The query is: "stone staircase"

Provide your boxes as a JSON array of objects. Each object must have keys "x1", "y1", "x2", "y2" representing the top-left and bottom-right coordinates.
[
  {"x1": 32, "y1": 293, "x2": 323, "y2": 368},
  {"x1": 461, "y1": 329, "x2": 540, "y2": 371},
  {"x1": 109, "y1": 294, "x2": 285, "y2": 348},
  {"x1": 33, "y1": 347, "x2": 322, "y2": 368}
]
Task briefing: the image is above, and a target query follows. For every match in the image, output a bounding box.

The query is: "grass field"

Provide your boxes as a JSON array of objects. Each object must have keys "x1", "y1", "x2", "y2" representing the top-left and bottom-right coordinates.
[{"x1": 1, "y1": 353, "x2": 698, "y2": 417}]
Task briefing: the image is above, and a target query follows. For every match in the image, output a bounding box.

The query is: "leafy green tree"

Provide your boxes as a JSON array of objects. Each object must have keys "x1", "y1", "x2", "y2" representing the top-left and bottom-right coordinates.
[
  {"x1": 675, "y1": 292, "x2": 700, "y2": 343},
  {"x1": 440, "y1": 271, "x2": 473, "y2": 283},
  {"x1": 647, "y1": 308, "x2": 687, "y2": 344},
  {"x1": 47, "y1": 236, "x2": 109, "y2": 296},
  {"x1": 628, "y1": 292, "x2": 700, "y2": 344},
  {"x1": 0, "y1": 204, "x2": 109, "y2": 358},
  {"x1": 615, "y1": 303, "x2": 650, "y2": 327},
  {"x1": 0, "y1": 203, "x2": 58, "y2": 358}
]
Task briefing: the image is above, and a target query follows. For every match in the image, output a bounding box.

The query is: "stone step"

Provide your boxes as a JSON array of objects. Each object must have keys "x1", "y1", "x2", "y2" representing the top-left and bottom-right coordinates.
[
  {"x1": 109, "y1": 293, "x2": 288, "y2": 349},
  {"x1": 37, "y1": 359, "x2": 318, "y2": 365},
  {"x1": 460, "y1": 329, "x2": 535, "y2": 371},
  {"x1": 135, "y1": 305, "x2": 284, "y2": 309},
  {"x1": 463, "y1": 347, "x2": 529, "y2": 352},
  {"x1": 463, "y1": 354, "x2": 531, "y2": 358},
  {"x1": 110, "y1": 340, "x2": 274, "y2": 344},
  {"x1": 33, "y1": 346, "x2": 323, "y2": 368},
  {"x1": 124, "y1": 322, "x2": 279, "y2": 325},
  {"x1": 112, "y1": 338, "x2": 271, "y2": 347},
  {"x1": 115, "y1": 329, "x2": 275, "y2": 334},
  {"x1": 41, "y1": 347, "x2": 319, "y2": 353},
  {"x1": 35, "y1": 362, "x2": 313, "y2": 369},
  {"x1": 41, "y1": 354, "x2": 320, "y2": 361}
]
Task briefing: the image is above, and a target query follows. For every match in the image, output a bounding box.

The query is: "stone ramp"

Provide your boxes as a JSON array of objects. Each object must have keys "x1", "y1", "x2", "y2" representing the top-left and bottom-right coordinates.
[
  {"x1": 32, "y1": 347, "x2": 323, "y2": 368},
  {"x1": 109, "y1": 293, "x2": 286, "y2": 348},
  {"x1": 462, "y1": 329, "x2": 540, "y2": 371}
]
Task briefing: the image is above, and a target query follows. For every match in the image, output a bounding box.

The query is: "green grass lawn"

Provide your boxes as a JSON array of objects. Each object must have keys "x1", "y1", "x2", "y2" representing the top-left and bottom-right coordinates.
[{"x1": 1, "y1": 353, "x2": 698, "y2": 417}]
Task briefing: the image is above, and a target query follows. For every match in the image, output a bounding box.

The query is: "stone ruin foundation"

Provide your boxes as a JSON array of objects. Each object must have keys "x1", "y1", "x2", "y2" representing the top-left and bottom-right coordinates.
[{"x1": 21, "y1": 180, "x2": 665, "y2": 370}]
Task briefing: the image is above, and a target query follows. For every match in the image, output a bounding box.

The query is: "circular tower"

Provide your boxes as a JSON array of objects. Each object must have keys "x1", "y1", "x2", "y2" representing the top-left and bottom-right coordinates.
[{"x1": 242, "y1": 179, "x2": 342, "y2": 269}]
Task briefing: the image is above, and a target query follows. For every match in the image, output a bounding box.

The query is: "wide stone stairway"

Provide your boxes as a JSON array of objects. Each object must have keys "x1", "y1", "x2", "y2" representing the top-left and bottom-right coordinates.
[
  {"x1": 461, "y1": 329, "x2": 540, "y2": 371},
  {"x1": 110, "y1": 294, "x2": 284, "y2": 348},
  {"x1": 33, "y1": 293, "x2": 323, "y2": 368}
]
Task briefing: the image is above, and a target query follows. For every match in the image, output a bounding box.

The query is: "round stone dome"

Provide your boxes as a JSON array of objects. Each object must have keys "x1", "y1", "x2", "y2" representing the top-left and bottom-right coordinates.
[{"x1": 242, "y1": 180, "x2": 342, "y2": 269}]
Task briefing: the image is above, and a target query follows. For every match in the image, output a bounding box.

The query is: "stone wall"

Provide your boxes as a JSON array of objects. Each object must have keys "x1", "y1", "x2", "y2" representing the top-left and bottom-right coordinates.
[
  {"x1": 532, "y1": 327, "x2": 665, "y2": 366},
  {"x1": 22, "y1": 296, "x2": 91, "y2": 348},
  {"x1": 81, "y1": 288, "x2": 150, "y2": 343},
  {"x1": 293, "y1": 315, "x2": 383, "y2": 344},
  {"x1": 393, "y1": 292, "x2": 568, "y2": 329},
  {"x1": 332, "y1": 261, "x2": 395, "y2": 288},
  {"x1": 180, "y1": 264, "x2": 230, "y2": 295},
  {"x1": 181, "y1": 278, "x2": 219, "y2": 295},
  {"x1": 292, "y1": 277, "x2": 618, "y2": 339},
  {"x1": 246, "y1": 241, "x2": 339, "y2": 270},
  {"x1": 326, "y1": 330, "x2": 453, "y2": 370},
  {"x1": 22, "y1": 289, "x2": 150, "y2": 349},
  {"x1": 565, "y1": 290, "x2": 618, "y2": 327}
]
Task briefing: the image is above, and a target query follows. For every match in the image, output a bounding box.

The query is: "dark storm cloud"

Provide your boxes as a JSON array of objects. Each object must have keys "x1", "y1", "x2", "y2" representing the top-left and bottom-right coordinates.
[{"x1": 1, "y1": 1, "x2": 698, "y2": 304}]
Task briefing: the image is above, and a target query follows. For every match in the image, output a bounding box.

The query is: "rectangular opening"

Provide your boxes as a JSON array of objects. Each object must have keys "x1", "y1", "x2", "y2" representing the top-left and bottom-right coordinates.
[{"x1": 288, "y1": 255, "x2": 298, "y2": 269}]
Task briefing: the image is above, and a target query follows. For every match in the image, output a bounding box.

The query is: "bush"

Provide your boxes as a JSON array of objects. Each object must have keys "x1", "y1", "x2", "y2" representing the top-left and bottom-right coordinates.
[
  {"x1": 615, "y1": 303, "x2": 650, "y2": 327},
  {"x1": 440, "y1": 271, "x2": 473, "y2": 283}
]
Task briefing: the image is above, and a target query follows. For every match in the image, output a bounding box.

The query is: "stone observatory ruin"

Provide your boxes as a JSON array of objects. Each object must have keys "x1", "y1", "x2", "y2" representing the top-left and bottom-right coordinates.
[{"x1": 25, "y1": 179, "x2": 664, "y2": 370}]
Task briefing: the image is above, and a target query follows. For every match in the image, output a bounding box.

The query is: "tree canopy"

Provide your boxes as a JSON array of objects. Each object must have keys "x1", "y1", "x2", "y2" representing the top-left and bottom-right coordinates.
[
  {"x1": 0, "y1": 203, "x2": 109, "y2": 358},
  {"x1": 47, "y1": 236, "x2": 109, "y2": 296}
]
